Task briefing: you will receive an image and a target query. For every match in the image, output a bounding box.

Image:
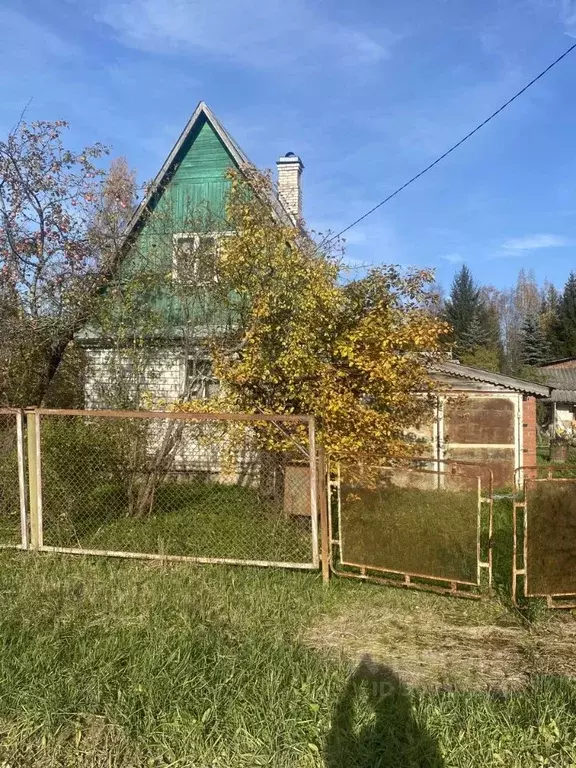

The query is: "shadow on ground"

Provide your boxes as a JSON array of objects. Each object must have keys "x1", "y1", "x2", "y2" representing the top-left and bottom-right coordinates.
[{"x1": 324, "y1": 654, "x2": 444, "y2": 767}]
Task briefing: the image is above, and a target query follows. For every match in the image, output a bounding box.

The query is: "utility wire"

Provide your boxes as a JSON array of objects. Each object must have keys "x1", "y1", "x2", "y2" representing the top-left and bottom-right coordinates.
[{"x1": 326, "y1": 40, "x2": 576, "y2": 244}]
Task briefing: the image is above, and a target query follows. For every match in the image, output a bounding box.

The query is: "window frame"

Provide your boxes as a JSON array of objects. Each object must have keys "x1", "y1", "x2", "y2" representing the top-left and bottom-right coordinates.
[{"x1": 172, "y1": 231, "x2": 233, "y2": 285}]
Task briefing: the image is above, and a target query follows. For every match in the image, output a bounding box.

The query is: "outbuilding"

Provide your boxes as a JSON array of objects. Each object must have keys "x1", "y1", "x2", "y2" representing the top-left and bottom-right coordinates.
[{"x1": 428, "y1": 362, "x2": 550, "y2": 487}]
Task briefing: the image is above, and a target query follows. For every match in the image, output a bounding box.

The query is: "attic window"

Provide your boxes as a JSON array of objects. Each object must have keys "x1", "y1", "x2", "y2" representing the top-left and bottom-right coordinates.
[{"x1": 173, "y1": 232, "x2": 232, "y2": 285}]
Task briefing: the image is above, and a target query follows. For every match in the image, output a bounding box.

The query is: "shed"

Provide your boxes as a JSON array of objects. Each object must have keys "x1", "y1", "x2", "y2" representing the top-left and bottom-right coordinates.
[
  {"x1": 427, "y1": 362, "x2": 550, "y2": 487},
  {"x1": 538, "y1": 358, "x2": 576, "y2": 437}
]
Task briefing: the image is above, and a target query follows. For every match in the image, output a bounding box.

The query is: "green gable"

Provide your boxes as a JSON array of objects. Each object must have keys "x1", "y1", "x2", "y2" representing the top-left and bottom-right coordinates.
[
  {"x1": 149, "y1": 115, "x2": 238, "y2": 230},
  {"x1": 78, "y1": 104, "x2": 252, "y2": 344}
]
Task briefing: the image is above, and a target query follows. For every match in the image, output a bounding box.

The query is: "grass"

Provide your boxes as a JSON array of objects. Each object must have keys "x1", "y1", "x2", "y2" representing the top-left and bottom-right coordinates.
[{"x1": 1, "y1": 551, "x2": 576, "y2": 766}]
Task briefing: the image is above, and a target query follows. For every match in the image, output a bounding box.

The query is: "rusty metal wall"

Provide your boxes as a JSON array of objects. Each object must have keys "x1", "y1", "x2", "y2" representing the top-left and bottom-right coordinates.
[{"x1": 443, "y1": 396, "x2": 517, "y2": 488}]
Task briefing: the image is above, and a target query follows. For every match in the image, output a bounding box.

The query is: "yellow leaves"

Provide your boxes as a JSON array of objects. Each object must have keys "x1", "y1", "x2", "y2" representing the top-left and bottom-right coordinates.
[{"x1": 207, "y1": 167, "x2": 449, "y2": 465}]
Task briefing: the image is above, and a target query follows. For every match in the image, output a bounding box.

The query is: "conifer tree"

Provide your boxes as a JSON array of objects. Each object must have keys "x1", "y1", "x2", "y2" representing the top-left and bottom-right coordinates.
[
  {"x1": 520, "y1": 313, "x2": 550, "y2": 367},
  {"x1": 550, "y1": 272, "x2": 576, "y2": 358}
]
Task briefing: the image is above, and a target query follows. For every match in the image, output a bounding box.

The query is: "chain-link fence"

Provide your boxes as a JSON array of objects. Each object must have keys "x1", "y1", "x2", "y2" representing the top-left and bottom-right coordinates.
[
  {"x1": 31, "y1": 409, "x2": 319, "y2": 569},
  {"x1": 0, "y1": 410, "x2": 26, "y2": 548},
  {"x1": 330, "y1": 461, "x2": 492, "y2": 597}
]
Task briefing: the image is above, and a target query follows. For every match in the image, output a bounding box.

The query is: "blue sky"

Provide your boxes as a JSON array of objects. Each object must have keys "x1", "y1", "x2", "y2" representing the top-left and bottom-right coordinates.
[{"x1": 2, "y1": 0, "x2": 576, "y2": 291}]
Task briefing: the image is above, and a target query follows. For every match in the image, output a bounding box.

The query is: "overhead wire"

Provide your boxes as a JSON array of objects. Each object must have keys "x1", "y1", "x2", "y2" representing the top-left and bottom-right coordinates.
[{"x1": 324, "y1": 40, "x2": 576, "y2": 244}]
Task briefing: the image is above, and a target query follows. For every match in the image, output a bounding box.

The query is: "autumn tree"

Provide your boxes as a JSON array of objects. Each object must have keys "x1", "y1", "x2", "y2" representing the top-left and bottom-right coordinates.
[
  {"x1": 0, "y1": 120, "x2": 136, "y2": 406},
  {"x1": 183, "y1": 168, "x2": 450, "y2": 464}
]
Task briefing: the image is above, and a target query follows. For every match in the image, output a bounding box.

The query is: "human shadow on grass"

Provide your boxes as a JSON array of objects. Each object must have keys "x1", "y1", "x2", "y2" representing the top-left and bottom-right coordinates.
[{"x1": 324, "y1": 654, "x2": 444, "y2": 768}]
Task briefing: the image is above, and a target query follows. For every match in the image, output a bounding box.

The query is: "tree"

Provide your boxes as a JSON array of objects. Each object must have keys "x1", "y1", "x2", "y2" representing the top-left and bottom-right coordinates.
[
  {"x1": 549, "y1": 273, "x2": 576, "y2": 358},
  {"x1": 444, "y1": 266, "x2": 501, "y2": 368},
  {"x1": 0, "y1": 119, "x2": 136, "y2": 406},
  {"x1": 175, "y1": 168, "x2": 450, "y2": 465},
  {"x1": 519, "y1": 313, "x2": 549, "y2": 367},
  {"x1": 444, "y1": 265, "x2": 481, "y2": 350},
  {"x1": 499, "y1": 269, "x2": 541, "y2": 373}
]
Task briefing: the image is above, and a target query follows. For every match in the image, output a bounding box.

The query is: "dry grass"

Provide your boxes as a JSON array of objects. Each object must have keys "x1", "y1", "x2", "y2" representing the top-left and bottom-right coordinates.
[{"x1": 303, "y1": 584, "x2": 576, "y2": 692}]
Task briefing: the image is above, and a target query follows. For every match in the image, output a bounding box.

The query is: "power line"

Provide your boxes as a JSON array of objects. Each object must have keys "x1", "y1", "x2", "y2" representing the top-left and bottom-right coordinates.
[{"x1": 327, "y1": 40, "x2": 576, "y2": 244}]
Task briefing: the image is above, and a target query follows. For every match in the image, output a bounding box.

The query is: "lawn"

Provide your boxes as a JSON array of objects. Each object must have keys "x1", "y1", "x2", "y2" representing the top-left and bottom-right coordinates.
[{"x1": 1, "y1": 551, "x2": 576, "y2": 767}]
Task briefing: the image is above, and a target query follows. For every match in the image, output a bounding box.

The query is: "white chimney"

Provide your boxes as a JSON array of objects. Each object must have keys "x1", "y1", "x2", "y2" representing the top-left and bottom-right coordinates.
[{"x1": 276, "y1": 152, "x2": 304, "y2": 224}]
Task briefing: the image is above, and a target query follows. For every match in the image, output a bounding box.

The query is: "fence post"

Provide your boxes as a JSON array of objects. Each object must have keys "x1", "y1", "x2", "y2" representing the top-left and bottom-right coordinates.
[
  {"x1": 16, "y1": 411, "x2": 29, "y2": 549},
  {"x1": 26, "y1": 410, "x2": 42, "y2": 550},
  {"x1": 317, "y1": 443, "x2": 330, "y2": 585}
]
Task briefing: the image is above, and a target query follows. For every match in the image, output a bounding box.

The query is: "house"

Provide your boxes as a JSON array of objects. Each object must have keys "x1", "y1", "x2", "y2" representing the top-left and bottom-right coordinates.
[
  {"x1": 79, "y1": 101, "x2": 303, "y2": 406},
  {"x1": 78, "y1": 102, "x2": 549, "y2": 489},
  {"x1": 538, "y1": 358, "x2": 576, "y2": 437},
  {"x1": 428, "y1": 362, "x2": 550, "y2": 487}
]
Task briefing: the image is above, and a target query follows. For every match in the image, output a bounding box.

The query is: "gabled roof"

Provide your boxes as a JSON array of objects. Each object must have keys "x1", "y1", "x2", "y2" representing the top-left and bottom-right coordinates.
[
  {"x1": 432, "y1": 361, "x2": 550, "y2": 397},
  {"x1": 122, "y1": 102, "x2": 251, "y2": 246},
  {"x1": 121, "y1": 101, "x2": 295, "y2": 246}
]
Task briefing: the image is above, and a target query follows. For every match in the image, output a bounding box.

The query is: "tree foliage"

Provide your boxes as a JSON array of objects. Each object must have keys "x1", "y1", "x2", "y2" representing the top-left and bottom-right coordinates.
[
  {"x1": 182, "y1": 168, "x2": 451, "y2": 464},
  {"x1": 0, "y1": 120, "x2": 136, "y2": 405},
  {"x1": 549, "y1": 272, "x2": 576, "y2": 359},
  {"x1": 519, "y1": 313, "x2": 549, "y2": 367}
]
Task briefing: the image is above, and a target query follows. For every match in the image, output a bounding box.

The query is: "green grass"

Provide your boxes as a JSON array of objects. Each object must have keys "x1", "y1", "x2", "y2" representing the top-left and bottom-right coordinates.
[
  {"x1": 1, "y1": 552, "x2": 576, "y2": 766},
  {"x1": 42, "y1": 482, "x2": 312, "y2": 564}
]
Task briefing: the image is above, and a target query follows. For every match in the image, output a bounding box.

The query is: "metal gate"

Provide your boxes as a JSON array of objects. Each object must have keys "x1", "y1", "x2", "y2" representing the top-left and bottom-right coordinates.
[
  {"x1": 513, "y1": 467, "x2": 576, "y2": 608},
  {"x1": 329, "y1": 461, "x2": 493, "y2": 598},
  {"x1": 26, "y1": 408, "x2": 320, "y2": 571},
  {"x1": 0, "y1": 409, "x2": 27, "y2": 549}
]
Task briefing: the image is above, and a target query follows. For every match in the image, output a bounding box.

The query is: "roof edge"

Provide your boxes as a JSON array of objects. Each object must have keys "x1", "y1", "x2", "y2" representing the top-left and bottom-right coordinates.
[{"x1": 432, "y1": 362, "x2": 551, "y2": 397}]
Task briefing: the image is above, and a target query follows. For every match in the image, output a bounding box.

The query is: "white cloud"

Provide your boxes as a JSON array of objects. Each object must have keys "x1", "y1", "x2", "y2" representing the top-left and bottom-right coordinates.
[
  {"x1": 501, "y1": 233, "x2": 571, "y2": 251},
  {"x1": 440, "y1": 252, "x2": 464, "y2": 263},
  {"x1": 97, "y1": 0, "x2": 393, "y2": 70}
]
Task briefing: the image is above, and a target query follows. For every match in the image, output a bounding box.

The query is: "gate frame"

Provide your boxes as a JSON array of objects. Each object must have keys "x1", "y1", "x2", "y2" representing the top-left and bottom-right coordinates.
[
  {"x1": 27, "y1": 408, "x2": 321, "y2": 572},
  {"x1": 513, "y1": 465, "x2": 576, "y2": 609},
  {"x1": 0, "y1": 408, "x2": 28, "y2": 550},
  {"x1": 328, "y1": 458, "x2": 494, "y2": 599}
]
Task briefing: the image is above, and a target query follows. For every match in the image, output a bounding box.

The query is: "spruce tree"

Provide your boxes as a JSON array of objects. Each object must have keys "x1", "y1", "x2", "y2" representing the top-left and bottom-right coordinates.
[
  {"x1": 461, "y1": 310, "x2": 490, "y2": 352},
  {"x1": 444, "y1": 265, "x2": 482, "y2": 351},
  {"x1": 550, "y1": 272, "x2": 576, "y2": 358},
  {"x1": 519, "y1": 313, "x2": 550, "y2": 367}
]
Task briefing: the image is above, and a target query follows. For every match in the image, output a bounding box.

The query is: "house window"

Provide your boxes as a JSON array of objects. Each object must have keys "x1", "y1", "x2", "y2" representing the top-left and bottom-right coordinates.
[
  {"x1": 173, "y1": 232, "x2": 231, "y2": 285},
  {"x1": 185, "y1": 356, "x2": 217, "y2": 399}
]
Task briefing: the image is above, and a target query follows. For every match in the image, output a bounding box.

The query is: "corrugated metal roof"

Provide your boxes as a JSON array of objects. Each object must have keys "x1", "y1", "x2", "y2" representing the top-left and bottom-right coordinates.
[
  {"x1": 548, "y1": 389, "x2": 576, "y2": 403},
  {"x1": 540, "y1": 368, "x2": 576, "y2": 388},
  {"x1": 432, "y1": 362, "x2": 551, "y2": 396}
]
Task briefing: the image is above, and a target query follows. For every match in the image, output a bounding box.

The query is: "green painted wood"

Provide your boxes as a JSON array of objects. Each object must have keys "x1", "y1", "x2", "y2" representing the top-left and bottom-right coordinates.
[{"x1": 125, "y1": 114, "x2": 238, "y2": 330}]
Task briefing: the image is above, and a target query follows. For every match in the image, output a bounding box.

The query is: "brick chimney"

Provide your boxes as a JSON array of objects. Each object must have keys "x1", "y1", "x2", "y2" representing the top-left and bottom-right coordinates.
[{"x1": 276, "y1": 152, "x2": 304, "y2": 224}]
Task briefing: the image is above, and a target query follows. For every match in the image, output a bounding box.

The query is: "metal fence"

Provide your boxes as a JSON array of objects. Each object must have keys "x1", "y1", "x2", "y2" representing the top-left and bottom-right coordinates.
[
  {"x1": 27, "y1": 408, "x2": 320, "y2": 570},
  {"x1": 0, "y1": 409, "x2": 27, "y2": 549},
  {"x1": 329, "y1": 460, "x2": 493, "y2": 598},
  {"x1": 513, "y1": 466, "x2": 576, "y2": 608}
]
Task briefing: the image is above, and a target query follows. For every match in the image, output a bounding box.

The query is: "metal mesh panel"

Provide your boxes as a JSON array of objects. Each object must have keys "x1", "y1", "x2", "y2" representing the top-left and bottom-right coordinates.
[
  {"x1": 38, "y1": 412, "x2": 316, "y2": 567},
  {"x1": 338, "y1": 466, "x2": 480, "y2": 584},
  {"x1": 0, "y1": 412, "x2": 22, "y2": 547},
  {"x1": 525, "y1": 479, "x2": 576, "y2": 596}
]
